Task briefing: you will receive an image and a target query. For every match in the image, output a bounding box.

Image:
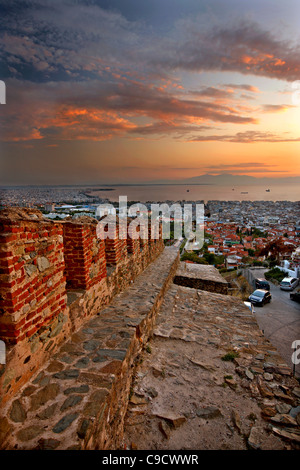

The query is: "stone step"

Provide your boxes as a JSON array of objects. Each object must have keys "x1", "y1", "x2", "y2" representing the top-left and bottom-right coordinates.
[{"x1": 123, "y1": 284, "x2": 300, "y2": 451}]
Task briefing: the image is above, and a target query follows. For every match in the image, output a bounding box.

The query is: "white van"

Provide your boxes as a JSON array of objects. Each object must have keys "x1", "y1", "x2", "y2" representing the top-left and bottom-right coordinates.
[{"x1": 280, "y1": 277, "x2": 299, "y2": 291}]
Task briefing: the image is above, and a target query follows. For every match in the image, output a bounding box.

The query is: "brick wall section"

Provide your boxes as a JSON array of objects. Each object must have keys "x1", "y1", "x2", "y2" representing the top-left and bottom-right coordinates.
[
  {"x1": 0, "y1": 246, "x2": 179, "y2": 450},
  {"x1": 148, "y1": 223, "x2": 155, "y2": 249},
  {"x1": 102, "y1": 216, "x2": 128, "y2": 266},
  {"x1": 137, "y1": 222, "x2": 148, "y2": 249},
  {"x1": 0, "y1": 209, "x2": 165, "y2": 406},
  {"x1": 0, "y1": 209, "x2": 66, "y2": 346},
  {"x1": 126, "y1": 218, "x2": 140, "y2": 256},
  {"x1": 63, "y1": 218, "x2": 107, "y2": 290}
]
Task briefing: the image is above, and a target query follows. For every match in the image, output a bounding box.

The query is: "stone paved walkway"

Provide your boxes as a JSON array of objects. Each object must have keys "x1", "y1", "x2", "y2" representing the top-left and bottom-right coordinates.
[
  {"x1": 1, "y1": 247, "x2": 299, "y2": 451},
  {"x1": 124, "y1": 284, "x2": 300, "y2": 450}
]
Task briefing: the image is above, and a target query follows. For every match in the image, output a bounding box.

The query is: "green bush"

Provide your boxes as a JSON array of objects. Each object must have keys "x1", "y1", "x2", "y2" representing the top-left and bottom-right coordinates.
[
  {"x1": 180, "y1": 252, "x2": 208, "y2": 264},
  {"x1": 268, "y1": 259, "x2": 277, "y2": 268},
  {"x1": 253, "y1": 260, "x2": 264, "y2": 266},
  {"x1": 221, "y1": 351, "x2": 239, "y2": 362},
  {"x1": 265, "y1": 267, "x2": 288, "y2": 282},
  {"x1": 219, "y1": 267, "x2": 237, "y2": 273}
]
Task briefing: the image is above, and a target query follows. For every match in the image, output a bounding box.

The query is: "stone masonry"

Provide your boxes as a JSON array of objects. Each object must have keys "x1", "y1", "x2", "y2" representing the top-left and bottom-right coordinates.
[
  {"x1": 174, "y1": 262, "x2": 228, "y2": 295},
  {"x1": 124, "y1": 276, "x2": 300, "y2": 450},
  {"x1": 0, "y1": 208, "x2": 299, "y2": 450},
  {"x1": 0, "y1": 246, "x2": 179, "y2": 450},
  {"x1": 0, "y1": 208, "x2": 164, "y2": 407}
]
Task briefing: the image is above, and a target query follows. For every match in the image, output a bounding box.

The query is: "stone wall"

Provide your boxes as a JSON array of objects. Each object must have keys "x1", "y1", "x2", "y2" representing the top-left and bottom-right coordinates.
[
  {"x1": 174, "y1": 262, "x2": 228, "y2": 295},
  {"x1": 241, "y1": 266, "x2": 266, "y2": 289},
  {"x1": 0, "y1": 208, "x2": 165, "y2": 406},
  {"x1": 0, "y1": 209, "x2": 66, "y2": 346},
  {"x1": 63, "y1": 219, "x2": 107, "y2": 290},
  {"x1": 0, "y1": 247, "x2": 179, "y2": 450}
]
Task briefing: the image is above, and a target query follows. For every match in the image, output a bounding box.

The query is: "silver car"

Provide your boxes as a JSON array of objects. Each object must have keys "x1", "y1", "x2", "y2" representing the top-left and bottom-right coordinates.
[{"x1": 280, "y1": 277, "x2": 299, "y2": 291}]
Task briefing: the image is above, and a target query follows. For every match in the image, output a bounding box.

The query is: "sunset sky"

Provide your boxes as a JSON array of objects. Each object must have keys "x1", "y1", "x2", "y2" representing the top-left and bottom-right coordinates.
[{"x1": 0, "y1": 0, "x2": 300, "y2": 185}]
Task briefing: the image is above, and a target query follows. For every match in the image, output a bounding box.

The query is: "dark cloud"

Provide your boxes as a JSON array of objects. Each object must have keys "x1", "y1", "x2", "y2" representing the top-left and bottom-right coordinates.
[
  {"x1": 190, "y1": 130, "x2": 300, "y2": 143},
  {"x1": 202, "y1": 161, "x2": 289, "y2": 175},
  {"x1": 189, "y1": 87, "x2": 234, "y2": 99},
  {"x1": 206, "y1": 162, "x2": 277, "y2": 169},
  {"x1": 202, "y1": 168, "x2": 288, "y2": 174},
  {"x1": 0, "y1": 0, "x2": 144, "y2": 82},
  {"x1": 128, "y1": 121, "x2": 213, "y2": 137},
  {"x1": 261, "y1": 104, "x2": 294, "y2": 113},
  {"x1": 1, "y1": 2, "x2": 299, "y2": 83},
  {"x1": 153, "y1": 20, "x2": 300, "y2": 82},
  {"x1": 0, "y1": 2, "x2": 298, "y2": 146},
  {"x1": 224, "y1": 84, "x2": 260, "y2": 93}
]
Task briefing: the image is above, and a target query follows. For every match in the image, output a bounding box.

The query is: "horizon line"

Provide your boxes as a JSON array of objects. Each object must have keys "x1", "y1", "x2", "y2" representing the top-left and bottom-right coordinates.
[{"x1": 1, "y1": 173, "x2": 300, "y2": 188}]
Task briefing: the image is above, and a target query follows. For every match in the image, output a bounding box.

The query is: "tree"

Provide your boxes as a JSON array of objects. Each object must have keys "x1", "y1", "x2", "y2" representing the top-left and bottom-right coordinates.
[
  {"x1": 258, "y1": 238, "x2": 295, "y2": 262},
  {"x1": 251, "y1": 227, "x2": 268, "y2": 238}
]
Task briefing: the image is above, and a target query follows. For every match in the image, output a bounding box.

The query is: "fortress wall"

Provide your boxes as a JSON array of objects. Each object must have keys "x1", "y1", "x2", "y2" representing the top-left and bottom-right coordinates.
[{"x1": 0, "y1": 208, "x2": 165, "y2": 406}]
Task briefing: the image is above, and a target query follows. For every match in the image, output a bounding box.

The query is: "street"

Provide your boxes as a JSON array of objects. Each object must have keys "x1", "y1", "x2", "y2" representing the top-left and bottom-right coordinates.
[{"x1": 249, "y1": 270, "x2": 300, "y2": 378}]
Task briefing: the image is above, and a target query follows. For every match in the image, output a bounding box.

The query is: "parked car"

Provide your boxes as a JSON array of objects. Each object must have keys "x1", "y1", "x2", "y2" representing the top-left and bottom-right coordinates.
[
  {"x1": 280, "y1": 277, "x2": 299, "y2": 291},
  {"x1": 290, "y1": 289, "x2": 300, "y2": 303},
  {"x1": 255, "y1": 278, "x2": 270, "y2": 291},
  {"x1": 248, "y1": 289, "x2": 272, "y2": 306}
]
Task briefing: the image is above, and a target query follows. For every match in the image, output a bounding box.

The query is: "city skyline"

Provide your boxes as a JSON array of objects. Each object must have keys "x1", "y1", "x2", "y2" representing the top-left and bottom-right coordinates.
[{"x1": 0, "y1": 0, "x2": 300, "y2": 186}]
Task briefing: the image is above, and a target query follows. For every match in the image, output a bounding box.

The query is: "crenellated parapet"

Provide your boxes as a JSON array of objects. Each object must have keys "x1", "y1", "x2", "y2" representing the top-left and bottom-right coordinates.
[
  {"x1": 0, "y1": 208, "x2": 66, "y2": 346},
  {"x1": 63, "y1": 218, "x2": 107, "y2": 290},
  {"x1": 0, "y1": 208, "x2": 165, "y2": 405}
]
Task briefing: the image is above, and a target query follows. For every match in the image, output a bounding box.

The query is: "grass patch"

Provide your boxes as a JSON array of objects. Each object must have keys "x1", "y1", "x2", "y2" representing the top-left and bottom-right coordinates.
[{"x1": 221, "y1": 351, "x2": 240, "y2": 362}]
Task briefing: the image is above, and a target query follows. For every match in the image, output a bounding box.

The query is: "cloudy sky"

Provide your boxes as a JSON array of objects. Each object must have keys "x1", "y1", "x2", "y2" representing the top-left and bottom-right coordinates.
[{"x1": 0, "y1": 0, "x2": 300, "y2": 185}]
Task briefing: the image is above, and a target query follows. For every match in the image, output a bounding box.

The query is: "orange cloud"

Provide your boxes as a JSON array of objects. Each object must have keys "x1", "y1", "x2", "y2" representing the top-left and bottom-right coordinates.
[
  {"x1": 1, "y1": 79, "x2": 258, "y2": 143},
  {"x1": 7, "y1": 129, "x2": 44, "y2": 142},
  {"x1": 189, "y1": 130, "x2": 300, "y2": 143},
  {"x1": 46, "y1": 106, "x2": 137, "y2": 141}
]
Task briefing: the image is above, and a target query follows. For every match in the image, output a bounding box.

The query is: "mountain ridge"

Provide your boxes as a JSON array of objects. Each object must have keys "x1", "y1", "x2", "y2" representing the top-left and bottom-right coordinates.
[{"x1": 148, "y1": 173, "x2": 300, "y2": 186}]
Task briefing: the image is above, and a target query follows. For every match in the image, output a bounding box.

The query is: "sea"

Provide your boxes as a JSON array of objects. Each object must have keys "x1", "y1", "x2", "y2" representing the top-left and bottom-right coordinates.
[{"x1": 89, "y1": 183, "x2": 300, "y2": 203}]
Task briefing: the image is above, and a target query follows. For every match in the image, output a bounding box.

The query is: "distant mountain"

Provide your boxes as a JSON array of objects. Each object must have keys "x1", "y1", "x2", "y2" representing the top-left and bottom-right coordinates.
[
  {"x1": 155, "y1": 173, "x2": 300, "y2": 186},
  {"x1": 184, "y1": 173, "x2": 258, "y2": 185}
]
